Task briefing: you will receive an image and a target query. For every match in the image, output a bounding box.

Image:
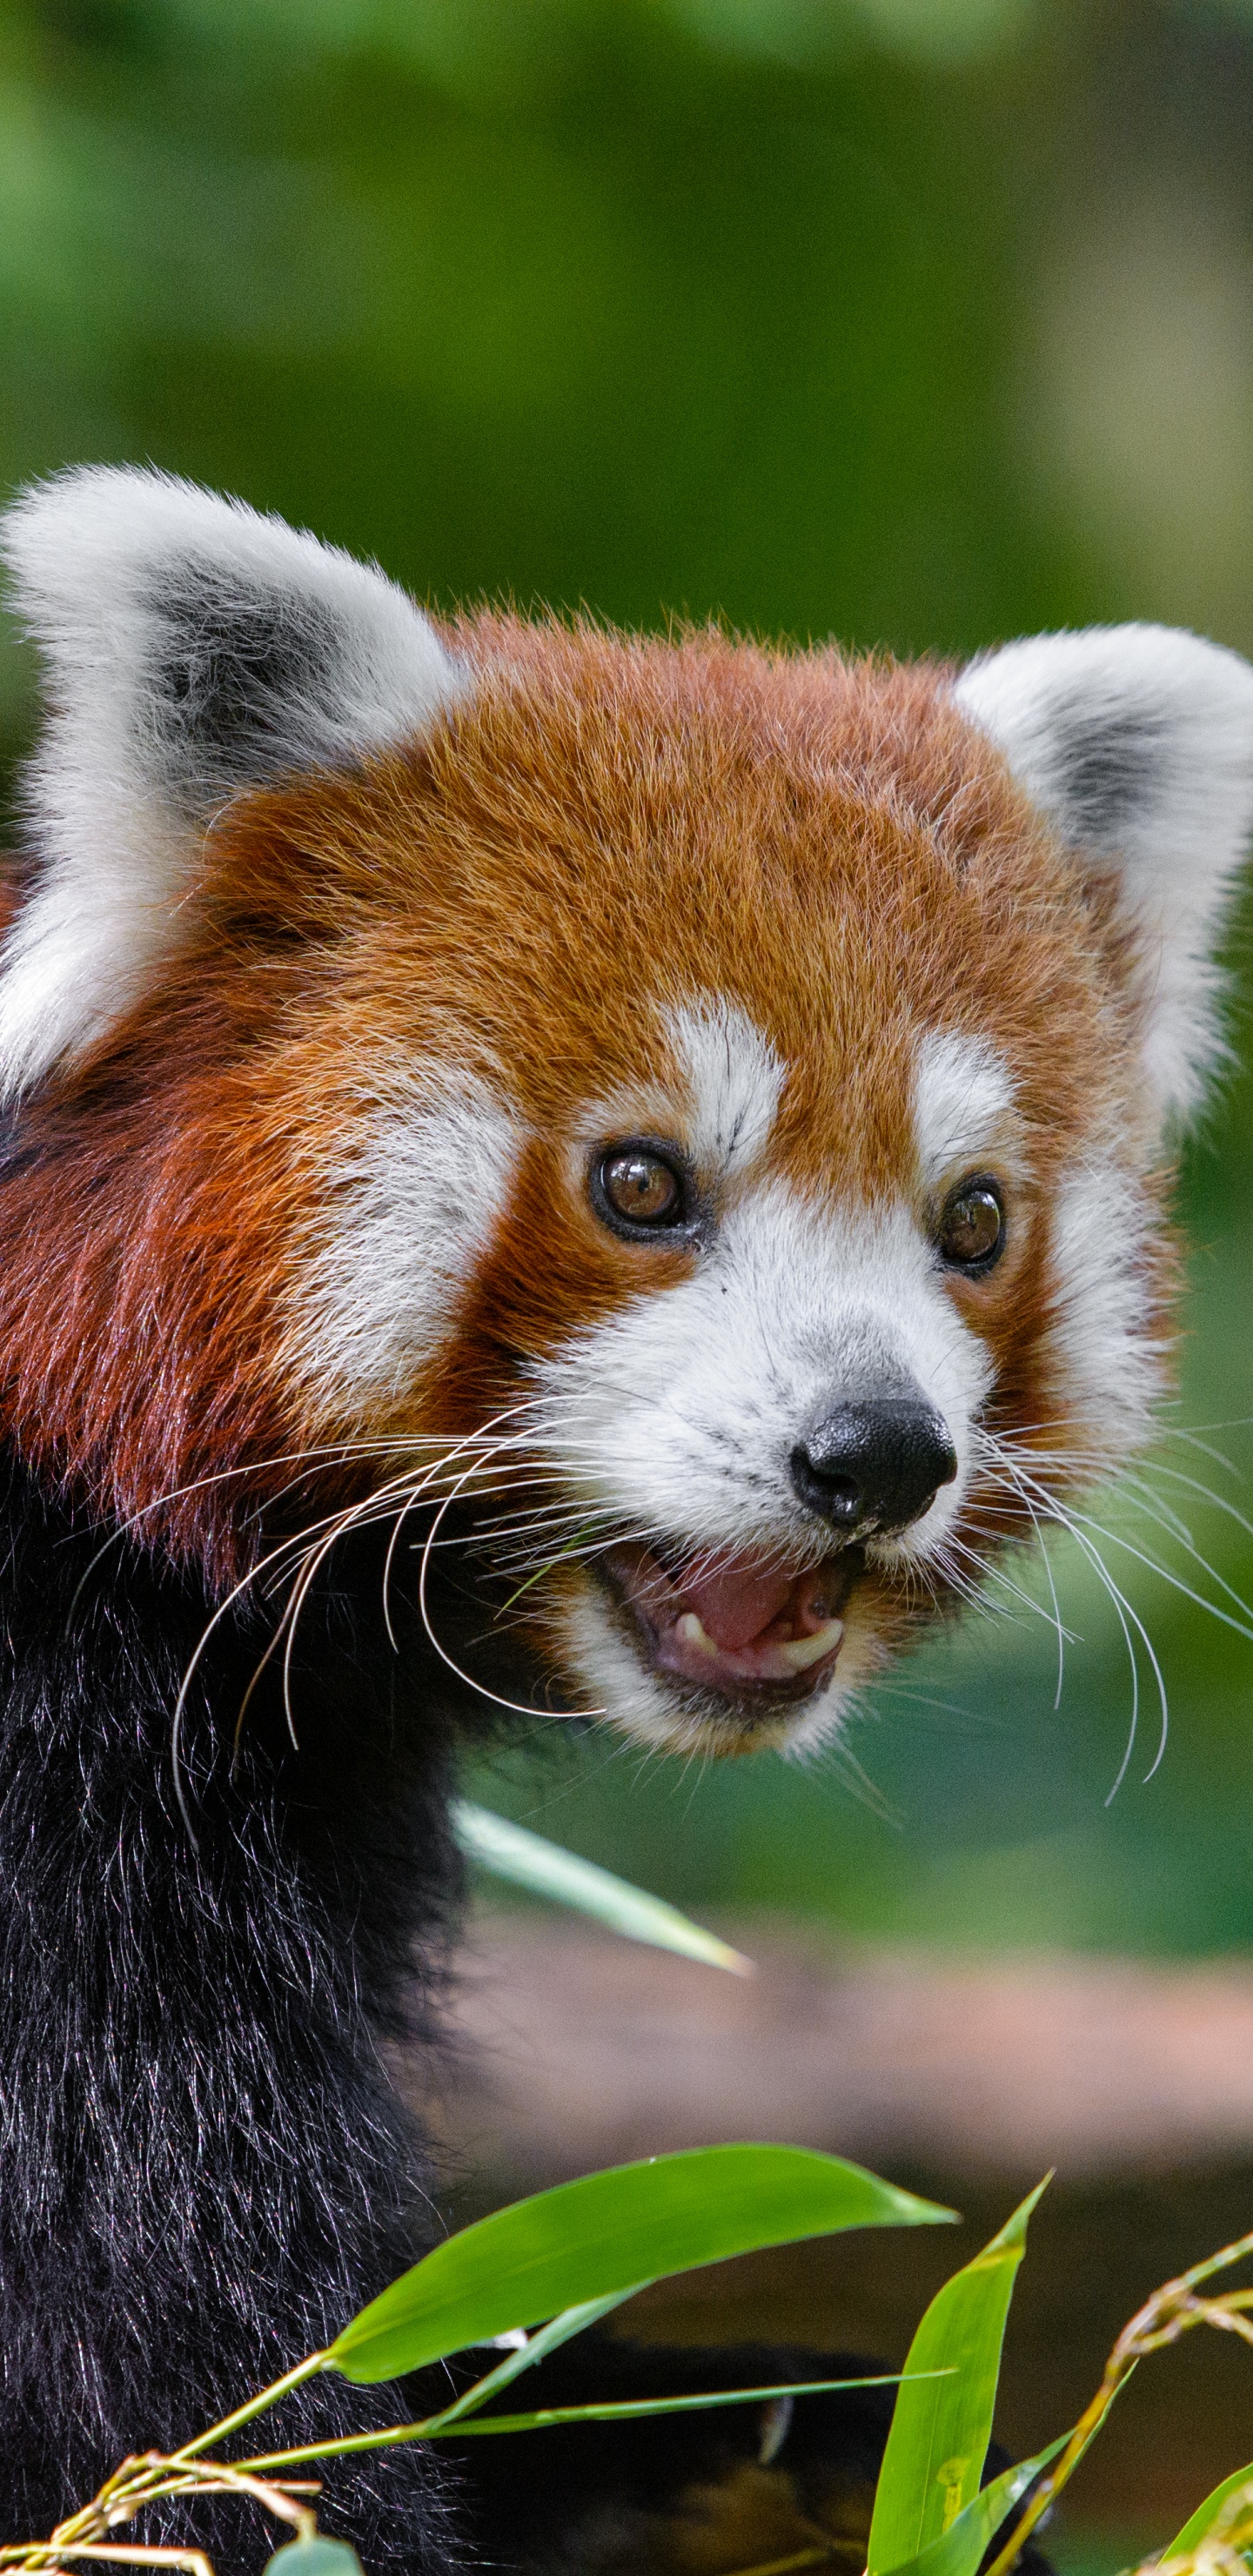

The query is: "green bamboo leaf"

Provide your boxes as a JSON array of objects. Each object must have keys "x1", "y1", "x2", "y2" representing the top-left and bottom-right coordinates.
[
  {"x1": 883, "y1": 2435, "x2": 1069, "y2": 2576},
  {"x1": 330, "y1": 2144, "x2": 955, "y2": 2384},
  {"x1": 263, "y1": 2545, "x2": 365, "y2": 2576},
  {"x1": 1164, "y1": 2459, "x2": 1253, "y2": 2559},
  {"x1": 452, "y1": 1801, "x2": 753, "y2": 1974},
  {"x1": 428, "y1": 2370, "x2": 922, "y2": 2439},
  {"x1": 867, "y1": 2177, "x2": 1049, "y2": 2575},
  {"x1": 427, "y1": 2290, "x2": 641, "y2": 2430}
]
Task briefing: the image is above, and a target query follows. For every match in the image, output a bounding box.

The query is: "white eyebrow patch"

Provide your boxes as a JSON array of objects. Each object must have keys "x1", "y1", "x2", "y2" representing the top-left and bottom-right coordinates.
[
  {"x1": 667, "y1": 996, "x2": 786, "y2": 1177},
  {"x1": 913, "y1": 1029, "x2": 1015, "y2": 1189}
]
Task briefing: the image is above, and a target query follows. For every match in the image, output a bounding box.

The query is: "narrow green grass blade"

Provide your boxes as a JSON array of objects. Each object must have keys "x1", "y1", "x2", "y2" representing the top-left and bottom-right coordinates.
[
  {"x1": 883, "y1": 2436, "x2": 1069, "y2": 2576},
  {"x1": 452, "y1": 1800, "x2": 753, "y2": 1975},
  {"x1": 330, "y1": 2143, "x2": 956, "y2": 2383},
  {"x1": 867, "y1": 2177, "x2": 1050, "y2": 2575},
  {"x1": 1165, "y1": 2459, "x2": 1253, "y2": 2558},
  {"x1": 425, "y1": 2290, "x2": 643, "y2": 2432},
  {"x1": 428, "y1": 2371, "x2": 922, "y2": 2438}
]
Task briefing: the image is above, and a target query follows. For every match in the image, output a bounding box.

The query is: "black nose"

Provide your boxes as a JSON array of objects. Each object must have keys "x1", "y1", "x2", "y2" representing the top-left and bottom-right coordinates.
[{"x1": 789, "y1": 1399, "x2": 958, "y2": 1536}]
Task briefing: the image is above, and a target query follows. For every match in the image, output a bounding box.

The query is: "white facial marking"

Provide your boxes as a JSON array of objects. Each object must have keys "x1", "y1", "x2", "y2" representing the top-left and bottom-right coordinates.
[
  {"x1": 666, "y1": 997, "x2": 786, "y2": 1177},
  {"x1": 285, "y1": 1070, "x2": 519, "y2": 1418},
  {"x1": 0, "y1": 466, "x2": 465, "y2": 1099},
  {"x1": 955, "y1": 622, "x2": 1253, "y2": 1126},
  {"x1": 533, "y1": 1180, "x2": 994, "y2": 1753},
  {"x1": 913, "y1": 1030, "x2": 1016, "y2": 1191},
  {"x1": 1044, "y1": 1157, "x2": 1166, "y2": 1466}
]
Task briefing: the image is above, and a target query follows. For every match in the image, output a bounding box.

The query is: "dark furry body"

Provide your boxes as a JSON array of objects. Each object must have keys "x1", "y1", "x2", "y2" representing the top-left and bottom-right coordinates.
[
  {"x1": 0, "y1": 1450, "x2": 469, "y2": 2566},
  {"x1": 448, "y1": 2338, "x2": 1057, "y2": 2576},
  {"x1": 0, "y1": 1457, "x2": 1047, "y2": 2575},
  {"x1": 450, "y1": 2337, "x2": 900, "y2": 2573}
]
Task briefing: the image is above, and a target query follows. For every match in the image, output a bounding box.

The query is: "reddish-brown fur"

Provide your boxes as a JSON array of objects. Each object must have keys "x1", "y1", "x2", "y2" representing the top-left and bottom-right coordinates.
[{"x1": 0, "y1": 618, "x2": 1171, "y2": 1590}]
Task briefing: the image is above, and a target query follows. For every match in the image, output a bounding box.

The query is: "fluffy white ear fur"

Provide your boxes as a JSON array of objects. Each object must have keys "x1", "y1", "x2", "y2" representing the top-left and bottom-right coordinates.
[
  {"x1": 955, "y1": 625, "x2": 1253, "y2": 1126},
  {"x1": 0, "y1": 466, "x2": 464, "y2": 1099}
]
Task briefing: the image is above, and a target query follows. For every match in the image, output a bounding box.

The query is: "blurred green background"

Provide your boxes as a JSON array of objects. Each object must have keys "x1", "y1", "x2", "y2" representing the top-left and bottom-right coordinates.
[{"x1": 4, "y1": 0, "x2": 1253, "y2": 1957}]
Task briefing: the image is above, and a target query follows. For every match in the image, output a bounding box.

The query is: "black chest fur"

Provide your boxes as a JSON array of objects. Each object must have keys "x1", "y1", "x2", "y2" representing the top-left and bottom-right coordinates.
[{"x1": 0, "y1": 1455, "x2": 467, "y2": 2563}]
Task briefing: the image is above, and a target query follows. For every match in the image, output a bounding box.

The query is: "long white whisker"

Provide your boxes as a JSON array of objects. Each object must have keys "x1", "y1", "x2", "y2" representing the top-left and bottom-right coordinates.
[
  {"x1": 172, "y1": 1402, "x2": 579, "y2": 1821},
  {"x1": 1129, "y1": 1459, "x2": 1253, "y2": 1547},
  {"x1": 1063, "y1": 1505, "x2": 1253, "y2": 1645},
  {"x1": 417, "y1": 1459, "x2": 606, "y2": 1724},
  {"x1": 995, "y1": 1455, "x2": 1170, "y2": 1794},
  {"x1": 377, "y1": 1406, "x2": 553, "y2": 1647},
  {"x1": 939, "y1": 1521, "x2": 1074, "y2": 1638}
]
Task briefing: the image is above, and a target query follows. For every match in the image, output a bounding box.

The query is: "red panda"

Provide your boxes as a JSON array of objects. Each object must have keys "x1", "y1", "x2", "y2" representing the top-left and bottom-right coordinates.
[{"x1": 0, "y1": 466, "x2": 1249, "y2": 2570}]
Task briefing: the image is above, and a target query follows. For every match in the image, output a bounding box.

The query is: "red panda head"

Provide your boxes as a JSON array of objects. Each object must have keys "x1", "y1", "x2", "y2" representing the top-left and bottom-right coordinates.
[{"x1": 2, "y1": 466, "x2": 1251, "y2": 1756}]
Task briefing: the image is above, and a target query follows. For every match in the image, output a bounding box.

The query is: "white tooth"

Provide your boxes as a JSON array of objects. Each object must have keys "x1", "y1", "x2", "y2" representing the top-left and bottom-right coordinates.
[
  {"x1": 675, "y1": 1610, "x2": 722, "y2": 1658},
  {"x1": 775, "y1": 1618, "x2": 844, "y2": 1673}
]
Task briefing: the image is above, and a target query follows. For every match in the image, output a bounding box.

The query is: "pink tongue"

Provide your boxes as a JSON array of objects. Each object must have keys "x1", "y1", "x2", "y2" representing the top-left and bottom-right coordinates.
[{"x1": 679, "y1": 1557, "x2": 796, "y2": 1654}]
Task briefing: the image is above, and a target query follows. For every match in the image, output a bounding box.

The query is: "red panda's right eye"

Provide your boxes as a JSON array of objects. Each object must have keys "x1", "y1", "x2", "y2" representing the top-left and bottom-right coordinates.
[
  {"x1": 593, "y1": 1144, "x2": 689, "y2": 1236},
  {"x1": 604, "y1": 1152, "x2": 680, "y2": 1223}
]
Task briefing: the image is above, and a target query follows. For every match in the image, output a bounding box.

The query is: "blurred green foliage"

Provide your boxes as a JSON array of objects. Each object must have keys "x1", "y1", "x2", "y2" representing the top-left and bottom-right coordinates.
[{"x1": 4, "y1": 0, "x2": 1253, "y2": 1952}]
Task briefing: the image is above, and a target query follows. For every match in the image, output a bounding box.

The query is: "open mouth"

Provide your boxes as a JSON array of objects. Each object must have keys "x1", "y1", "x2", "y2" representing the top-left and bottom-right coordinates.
[{"x1": 599, "y1": 1539, "x2": 860, "y2": 1701}]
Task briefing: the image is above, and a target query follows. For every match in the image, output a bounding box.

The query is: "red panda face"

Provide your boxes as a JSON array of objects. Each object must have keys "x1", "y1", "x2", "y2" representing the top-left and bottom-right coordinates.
[{"x1": 1, "y1": 471, "x2": 1251, "y2": 1758}]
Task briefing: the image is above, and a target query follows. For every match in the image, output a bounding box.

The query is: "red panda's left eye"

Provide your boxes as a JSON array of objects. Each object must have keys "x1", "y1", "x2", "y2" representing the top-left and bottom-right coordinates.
[{"x1": 939, "y1": 1177, "x2": 1005, "y2": 1271}]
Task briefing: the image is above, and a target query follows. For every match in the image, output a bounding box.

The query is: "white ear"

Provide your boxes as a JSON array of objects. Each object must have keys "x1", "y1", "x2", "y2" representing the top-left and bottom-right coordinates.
[
  {"x1": 0, "y1": 466, "x2": 464, "y2": 1099},
  {"x1": 955, "y1": 624, "x2": 1253, "y2": 1125}
]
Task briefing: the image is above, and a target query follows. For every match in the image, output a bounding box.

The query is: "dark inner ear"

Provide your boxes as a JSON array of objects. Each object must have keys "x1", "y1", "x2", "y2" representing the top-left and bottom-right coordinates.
[
  {"x1": 1032, "y1": 694, "x2": 1170, "y2": 855},
  {"x1": 144, "y1": 562, "x2": 353, "y2": 813}
]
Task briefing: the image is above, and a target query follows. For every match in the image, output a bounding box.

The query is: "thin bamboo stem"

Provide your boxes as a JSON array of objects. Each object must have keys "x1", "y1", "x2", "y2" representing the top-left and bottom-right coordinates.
[
  {"x1": 169, "y1": 2353, "x2": 332, "y2": 2465},
  {"x1": 982, "y1": 2229, "x2": 1253, "y2": 2576}
]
